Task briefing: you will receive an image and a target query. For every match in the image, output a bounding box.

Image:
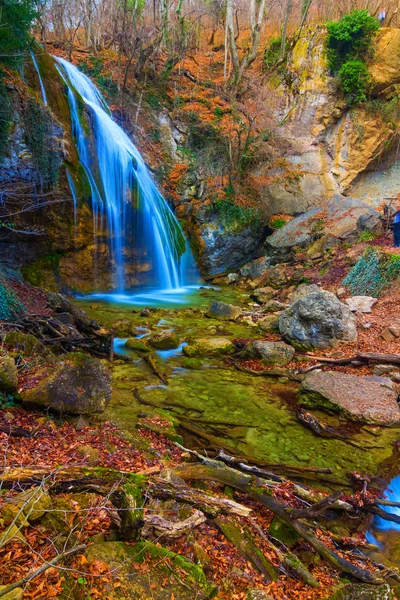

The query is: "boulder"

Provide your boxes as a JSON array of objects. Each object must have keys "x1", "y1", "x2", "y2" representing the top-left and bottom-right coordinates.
[
  {"x1": 299, "y1": 371, "x2": 400, "y2": 426},
  {"x1": 265, "y1": 195, "x2": 382, "y2": 263},
  {"x1": 0, "y1": 356, "x2": 18, "y2": 392},
  {"x1": 326, "y1": 582, "x2": 393, "y2": 600},
  {"x1": 206, "y1": 301, "x2": 242, "y2": 321},
  {"x1": 280, "y1": 290, "x2": 357, "y2": 350},
  {"x1": 149, "y1": 330, "x2": 180, "y2": 350},
  {"x1": 262, "y1": 300, "x2": 288, "y2": 313},
  {"x1": 4, "y1": 331, "x2": 55, "y2": 363},
  {"x1": 183, "y1": 337, "x2": 235, "y2": 358},
  {"x1": 345, "y1": 296, "x2": 377, "y2": 313},
  {"x1": 21, "y1": 353, "x2": 111, "y2": 414},
  {"x1": 239, "y1": 256, "x2": 271, "y2": 279},
  {"x1": 109, "y1": 319, "x2": 136, "y2": 336},
  {"x1": 251, "y1": 287, "x2": 277, "y2": 304},
  {"x1": 257, "y1": 314, "x2": 281, "y2": 333},
  {"x1": 47, "y1": 292, "x2": 97, "y2": 332},
  {"x1": 288, "y1": 283, "x2": 320, "y2": 303},
  {"x1": 1, "y1": 487, "x2": 51, "y2": 527},
  {"x1": 252, "y1": 341, "x2": 295, "y2": 366}
]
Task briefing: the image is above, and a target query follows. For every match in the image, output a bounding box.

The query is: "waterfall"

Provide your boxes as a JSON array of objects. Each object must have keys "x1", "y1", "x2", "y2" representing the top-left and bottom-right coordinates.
[
  {"x1": 30, "y1": 52, "x2": 48, "y2": 106},
  {"x1": 54, "y1": 56, "x2": 195, "y2": 292}
]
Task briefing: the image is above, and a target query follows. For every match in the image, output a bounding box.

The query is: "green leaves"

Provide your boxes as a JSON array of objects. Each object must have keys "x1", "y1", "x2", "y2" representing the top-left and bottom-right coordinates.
[
  {"x1": 325, "y1": 10, "x2": 379, "y2": 105},
  {"x1": 0, "y1": 0, "x2": 38, "y2": 64}
]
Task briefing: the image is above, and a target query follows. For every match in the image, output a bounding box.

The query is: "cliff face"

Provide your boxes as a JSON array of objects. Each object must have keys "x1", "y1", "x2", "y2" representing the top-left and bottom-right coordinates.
[
  {"x1": 262, "y1": 26, "x2": 400, "y2": 211},
  {"x1": 1, "y1": 27, "x2": 400, "y2": 291}
]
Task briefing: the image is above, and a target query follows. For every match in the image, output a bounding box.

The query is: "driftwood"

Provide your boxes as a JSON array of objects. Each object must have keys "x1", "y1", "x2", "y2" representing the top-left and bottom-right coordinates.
[
  {"x1": 298, "y1": 352, "x2": 400, "y2": 370},
  {"x1": 145, "y1": 510, "x2": 206, "y2": 539},
  {"x1": 172, "y1": 454, "x2": 383, "y2": 583}
]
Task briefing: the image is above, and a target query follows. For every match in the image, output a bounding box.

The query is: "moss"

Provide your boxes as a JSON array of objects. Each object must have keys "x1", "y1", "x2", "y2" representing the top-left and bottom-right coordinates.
[
  {"x1": 21, "y1": 252, "x2": 61, "y2": 291},
  {"x1": 268, "y1": 516, "x2": 301, "y2": 547}
]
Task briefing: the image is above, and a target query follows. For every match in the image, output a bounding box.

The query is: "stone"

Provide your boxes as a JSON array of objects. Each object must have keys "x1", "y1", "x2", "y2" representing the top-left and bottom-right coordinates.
[
  {"x1": 326, "y1": 582, "x2": 393, "y2": 600},
  {"x1": 265, "y1": 195, "x2": 382, "y2": 263},
  {"x1": 262, "y1": 300, "x2": 288, "y2": 313},
  {"x1": 21, "y1": 352, "x2": 111, "y2": 414},
  {"x1": 1, "y1": 487, "x2": 51, "y2": 527},
  {"x1": 345, "y1": 296, "x2": 377, "y2": 313},
  {"x1": 206, "y1": 301, "x2": 242, "y2": 321},
  {"x1": 109, "y1": 319, "x2": 136, "y2": 336},
  {"x1": 372, "y1": 365, "x2": 397, "y2": 377},
  {"x1": 252, "y1": 341, "x2": 295, "y2": 366},
  {"x1": 239, "y1": 256, "x2": 271, "y2": 279},
  {"x1": 77, "y1": 444, "x2": 100, "y2": 465},
  {"x1": 125, "y1": 338, "x2": 151, "y2": 352},
  {"x1": 389, "y1": 325, "x2": 400, "y2": 338},
  {"x1": 148, "y1": 330, "x2": 180, "y2": 350},
  {"x1": 75, "y1": 415, "x2": 90, "y2": 431},
  {"x1": 251, "y1": 287, "x2": 277, "y2": 304},
  {"x1": 183, "y1": 337, "x2": 235, "y2": 358},
  {"x1": 227, "y1": 272, "x2": 239, "y2": 283},
  {"x1": 4, "y1": 331, "x2": 55, "y2": 363},
  {"x1": 0, "y1": 356, "x2": 18, "y2": 392},
  {"x1": 288, "y1": 283, "x2": 320, "y2": 303},
  {"x1": 247, "y1": 590, "x2": 273, "y2": 600},
  {"x1": 0, "y1": 525, "x2": 25, "y2": 547},
  {"x1": 336, "y1": 287, "x2": 346, "y2": 299},
  {"x1": 280, "y1": 290, "x2": 357, "y2": 350},
  {"x1": 381, "y1": 328, "x2": 396, "y2": 342},
  {"x1": 257, "y1": 314, "x2": 281, "y2": 333},
  {"x1": 0, "y1": 586, "x2": 23, "y2": 600},
  {"x1": 299, "y1": 371, "x2": 400, "y2": 426}
]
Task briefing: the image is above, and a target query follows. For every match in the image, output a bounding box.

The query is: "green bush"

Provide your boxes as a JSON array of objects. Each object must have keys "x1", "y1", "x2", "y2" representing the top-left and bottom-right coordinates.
[
  {"x1": 270, "y1": 217, "x2": 287, "y2": 229},
  {"x1": 325, "y1": 10, "x2": 379, "y2": 105},
  {"x1": 339, "y1": 59, "x2": 371, "y2": 105},
  {"x1": 326, "y1": 10, "x2": 380, "y2": 72},
  {"x1": 78, "y1": 56, "x2": 117, "y2": 96},
  {"x1": 264, "y1": 37, "x2": 289, "y2": 69},
  {"x1": 213, "y1": 196, "x2": 259, "y2": 233}
]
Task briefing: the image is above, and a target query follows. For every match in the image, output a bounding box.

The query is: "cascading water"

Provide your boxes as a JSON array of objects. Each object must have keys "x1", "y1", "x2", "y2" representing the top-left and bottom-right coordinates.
[
  {"x1": 54, "y1": 56, "x2": 197, "y2": 293},
  {"x1": 31, "y1": 51, "x2": 48, "y2": 106}
]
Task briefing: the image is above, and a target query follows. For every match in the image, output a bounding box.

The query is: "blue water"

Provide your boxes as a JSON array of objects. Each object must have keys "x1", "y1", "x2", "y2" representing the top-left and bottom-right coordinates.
[
  {"x1": 79, "y1": 285, "x2": 207, "y2": 309},
  {"x1": 114, "y1": 337, "x2": 187, "y2": 361},
  {"x1": 53, "y1": 56, "x2": 199, "y2": 292},
  {"x1": 366, "y1": 475, "x2": 400, "y2": 547}
]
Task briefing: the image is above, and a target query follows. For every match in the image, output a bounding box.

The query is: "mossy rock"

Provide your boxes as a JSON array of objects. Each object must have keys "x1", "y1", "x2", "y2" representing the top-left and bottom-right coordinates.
[
  {"x1": 4, "y1": 331, "x2": 56, "y2": 363},
  {"x1": 0, "y1": 586, "x2": 23, "y2": 600},
  {"x1": 1, "y1": 487, "x2": 51, "y2": 527},
  {"x1": 85, "y1": 541, "x2": 217, "y2": 599},
  {"x1": 183, "y1": 337, "x2": 235, "y2": 358},
  {"x1": 0, "y1": 356, "x2": 18, "y2": 392},
  {"x1": 21, "y1": 352, "x2": 111, "y2": 414},
  {"x1": 125, "y1": 338, "x2": 151, "y2": 352},
  {"x1": 149, "y1": 330, "x2": 180, "y2": 350},
  {"x1": 109, "y1": 319, "x2": 137, "y2": 336}
]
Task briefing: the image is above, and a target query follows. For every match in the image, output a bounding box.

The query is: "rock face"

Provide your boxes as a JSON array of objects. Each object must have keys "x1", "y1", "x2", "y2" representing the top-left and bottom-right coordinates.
[
  {"x1": 280, "y1": 290, "x2": 357, "y2": 350},
  {"x1": 183, "y1": 337, "x2": 235, "y2": 358},
  {"x1": 21, "y1": 353, "x2": 111, "y2": 414},
  {"x1": 0, "y1": 356, "x2": 18, "y2": 392},
  {"x1": 299, "y1": 371, "x2": 400, "y2": 426},
  {"x1": 239, "y1": 257, "x2": 271, "y2": 279},
  {"x1": 265, "y1": 196, "x2": 382, "y2": 263},
  {"x1": 252, "y1": 341, "x2": 295, "y2": 366},
  {"x1": 206, "y1": 301, "x2": 242, "y2": 321}
]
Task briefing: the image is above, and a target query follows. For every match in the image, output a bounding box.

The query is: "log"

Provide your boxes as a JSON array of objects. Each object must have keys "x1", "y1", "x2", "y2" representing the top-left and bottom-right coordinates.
[
  {"x1": 172, "y1": 459, "x2": 382, "y2": 583},
  {"x1": 149, "y1": 479, "x2": 252, "y2": 517},
  {"x1": 214, "y1": 516, "x2": 278, "y2": 582},
  {"x1": 301, "y1": 352, "x2": 400, "y2": 367},
  {"x1": 144, "y1": 510, "x2": 206, "y2": 539}
]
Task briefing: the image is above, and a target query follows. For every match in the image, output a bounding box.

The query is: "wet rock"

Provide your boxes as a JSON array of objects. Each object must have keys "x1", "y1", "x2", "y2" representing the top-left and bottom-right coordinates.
[
  {"x1": 280, "y1": 290, "x2": 357, "y2": 350},
  {"x1": 257, "y1": 314, "x2": 281, "y2": 333},
  {"x1": 149, "y1": 330, "x2": 180, "y2": 350},
  {"x1": 239, "y1": 256, "x2": 271, "y2": 279},
  {"x1": 183, "y1": 337, "x2": 235, "y2": 358},
  {"x1": 125, "y1": 338, "x2": 151, "y2": 352},
  {"x1": 110, "y1": 320, "x2": 136, "y2": 336},
  {"x1": 265, "y1": 195, "x2": 382, "y2": 263},
  {"x1": 252, "y1": 341, "x2": 295, "y2": 366},
  {"x1": 299, "y1": 371, "x2": 400, "y2": 426},
  {"x1": 21, "y1": 352, "x2": 111, "y2": 414},
  {"x1": 0, "y1": 355, "x2": 18, "y2": 392},
  {"x1": 206, "y1": 301, "x2": 242, "y2": 321},
  {"x1": 251, "y1": 287, "x2": 277, "y2": 304},
  {"x1": 345, "y1": 296, "x2": 377, "y2": 313}
]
